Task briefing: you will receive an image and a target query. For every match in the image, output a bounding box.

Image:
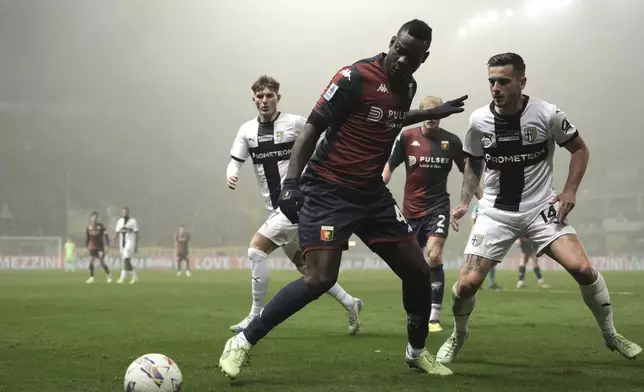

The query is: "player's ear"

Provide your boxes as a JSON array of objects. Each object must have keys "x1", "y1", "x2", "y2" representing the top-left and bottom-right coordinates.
[
  {"x1": 276, "y1": 93, "x2": 281, "y2": 102},
  {"x1": 389, "y1": 35, "x2": 396, "y2": 47},
  {"x1": 519, "y1": 76, "x2": 527, "y2": 90}
]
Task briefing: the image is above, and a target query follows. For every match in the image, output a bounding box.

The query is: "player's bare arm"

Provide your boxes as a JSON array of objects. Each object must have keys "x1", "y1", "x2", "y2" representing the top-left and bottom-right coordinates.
[
  {"x1": 401, "y1": 95, "x2": 468, "y2": 126},
  {"x1": 382, "y1": 162, "x2": 395, "y2": 184},
  {"x1": 553, "y1": 135, "x2": 589, "y2": 222},
  {"x1": 451, "y1": 156, "x2": 484, "y2": 231},
  {"x1": 285, "y1": 124, "x2": 324, "y2": 181},
  {"x1": 455, "y1": 148, "x2": 483, "y2": 200}
]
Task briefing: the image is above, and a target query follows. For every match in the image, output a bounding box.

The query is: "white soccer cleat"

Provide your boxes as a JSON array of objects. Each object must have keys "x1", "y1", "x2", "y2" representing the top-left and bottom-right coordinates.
[
  {"x1": 436, "y1": 332, "x2": 468, "y2": 364},
  {"x1": 605, "y1": 333, "x2": 642, "y2": 360},
  {"x1": 129, "y1": 277, "x2": 138, "y2": 284},
  {"x1": 176, "y1": 271, "x2": 181, "y2": 276},
  {"x1": 229, "y1": 315, "x2": 255, "y2": 333},
  {"x1": 106, "y1": 277, "x2": 112, "y2": 284},
  {"x1": 347, "y1": 298, "x2": 364, "y2": 335},
  {"x1": 117, "y1": 279, "x2": 124, "y2": 284},
  {"x1": 517, "y1": 280, "x2": 526, "y2": 289},
  {"x1": 218, "y1": 336, "x2": 252, "y2": 379},
  {"x1": 186, "y1": 270, "x2": 192, "y2": 277},
  {"x1": 85, "y1": 277, "x2": 95, "y2": 284},
  {"x1": 405, "y1": 349, "x2": 453, "y2": 376}
]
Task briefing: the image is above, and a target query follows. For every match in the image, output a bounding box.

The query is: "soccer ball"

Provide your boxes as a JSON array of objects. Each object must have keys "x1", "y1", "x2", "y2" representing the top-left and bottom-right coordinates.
[{"x1": 124, "y1": 353, "x2": 183, "y2": 392}]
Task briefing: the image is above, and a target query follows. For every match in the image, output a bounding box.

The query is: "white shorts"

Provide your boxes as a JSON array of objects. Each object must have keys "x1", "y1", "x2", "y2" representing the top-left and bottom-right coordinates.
[
  {"x1": 120, "y1": 247, "x2": 135, "y2": 259},
  {"x1": 463, "y1": 201, "x2": 577, "y2": 262},
  {"x1": 257, "y1": 210, "x2": 300, "y2": 257}
]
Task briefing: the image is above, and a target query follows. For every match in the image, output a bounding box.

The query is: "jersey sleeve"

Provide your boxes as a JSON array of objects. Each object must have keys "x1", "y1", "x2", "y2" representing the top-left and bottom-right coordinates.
[
  {"x1": 388, "y1": 132, "x2": 406, "y2": 169},
  {"x1": 307, "y1": 66, "x2": 363, "y2": 131},
  {"x1": 294, "y1": 115, "x2": 307, "y2": 137},
  {"x1": 229, "y1": 126, "x2": 249, "y2": 162},
  {"x1": 463, "y1": 113, "x2": 485, "y2": 157},
  {"x1": 549, "y1": 106, "x2": 579, "y2": 147},
  {"x1": 131, "y1": 219, "x2": 139, "y2": 233},
  {"x1": 452, "y1": 136, "x2": 466, "y2": 172}
]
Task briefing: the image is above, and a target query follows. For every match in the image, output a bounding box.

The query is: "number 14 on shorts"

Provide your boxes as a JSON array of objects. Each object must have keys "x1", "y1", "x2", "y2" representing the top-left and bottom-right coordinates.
[{"x1": 539, "y1": 204, "x2": 563, "y2": 224}]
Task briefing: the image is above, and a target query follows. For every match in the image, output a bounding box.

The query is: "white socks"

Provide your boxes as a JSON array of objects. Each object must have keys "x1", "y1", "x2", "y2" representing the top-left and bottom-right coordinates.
[
  {"x1": 451, "y1": 282, "x2": 476, "y2": 336},
  {"x1": 406, "y1": 343, "x2": 425, "y2": 358},
  {"x1": 430, "y1": 305, "x2": 441, "y2": 322},
  {"x1": 580, "y1": 271, "x2": 616, "y2": 337},
  {"x1": 248, "y1": 248, "x2": 270, "y2": 318},
  {"x1": 119, "y1": 269, "x2": 127, "y2": 281},
  {"x1": 326, "y1": 283, "x2": 355, "y2": 310}
]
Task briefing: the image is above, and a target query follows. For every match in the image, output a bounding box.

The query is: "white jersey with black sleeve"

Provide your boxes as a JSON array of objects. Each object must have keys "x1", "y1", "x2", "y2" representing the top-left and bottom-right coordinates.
[
  {"x1": 229, "y1": 112, "x2": 306, "y2": 213},
  {"x1": 463, "y1": 95, "x2": 579, "y2": 213}
]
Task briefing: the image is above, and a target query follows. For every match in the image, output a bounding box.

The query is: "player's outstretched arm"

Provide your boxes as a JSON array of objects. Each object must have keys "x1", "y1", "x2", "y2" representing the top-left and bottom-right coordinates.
[
  {"x1": 561, "y1": 135, "x2": 589, "y2": 196},
  {"x1": 402, "y1": 95, "x2": 468, "y2": 126}
]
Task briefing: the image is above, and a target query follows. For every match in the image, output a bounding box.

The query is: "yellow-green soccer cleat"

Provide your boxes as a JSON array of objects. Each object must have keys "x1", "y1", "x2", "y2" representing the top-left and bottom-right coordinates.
[
  {"x1": 218, "y1": 336, "x2": 252, "y2": 379},
  {"x1": 436, "y1": 332, "x2": 467, "y2": 364},
  {"x1": 429, "y1": 321, "x2": 443, "y2": 333},
  {"x1": 605, "y1": 333, "x2": 642, "y2": 360},
  {"x1": 405, "y1": 350, "x2": 453, "y2": 376},
  {"x1": 229, "y1": 315, "x2": 255, "y2": 333}
]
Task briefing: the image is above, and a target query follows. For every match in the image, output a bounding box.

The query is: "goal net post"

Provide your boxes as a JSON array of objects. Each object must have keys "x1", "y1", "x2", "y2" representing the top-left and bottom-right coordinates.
[{"x1": 0, "y1": 236, "x2": 63, "y2": 269}]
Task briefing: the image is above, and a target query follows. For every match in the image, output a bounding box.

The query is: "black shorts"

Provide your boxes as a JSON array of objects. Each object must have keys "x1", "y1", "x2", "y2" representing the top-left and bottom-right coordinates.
[
  {"x1": 89, "y1": 249, "x2": 105, "y2": 259},
  {"x1": 408, "y1": 203, "x2": 451, "y2": 248},
  {"x1": 298, "y1": 173, "x2": 414, "y2": 255},
  {"x1": 177, "y1": 252, "x2": 188, "y2": 261}
]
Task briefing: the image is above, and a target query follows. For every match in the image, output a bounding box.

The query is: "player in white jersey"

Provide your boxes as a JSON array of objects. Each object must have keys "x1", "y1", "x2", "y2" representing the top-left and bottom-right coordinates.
[
  {"x1": 112, "y1": 207, "x2": 139, "y2": 284},
  {"x1": 225, "y1": 75, "x2": 363, "y2": 334},
  {"x1": 437, "y1": 53, "x2": 641, "y2": 363}
]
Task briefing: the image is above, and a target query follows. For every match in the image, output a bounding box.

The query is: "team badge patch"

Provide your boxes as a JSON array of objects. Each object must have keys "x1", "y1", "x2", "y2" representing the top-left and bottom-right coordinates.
[
  {"x1": 523, "y1": 127, "x2": 537, "y2": 142},
  {"x1": 323, "y1": 83, "x2": 338, "y2": 101},
  {"x1": 440, "y1": 140, "x2": 449, "y2": 150},
  {"x1": 471, "y1": 234, "x2": 484, "y2": 247},
  {"x1": 320, "y1": 226, "x2": 334, "y2": 241},
  {"x1": 274, "y1": 130, "x2": 284, "y2": 142}
]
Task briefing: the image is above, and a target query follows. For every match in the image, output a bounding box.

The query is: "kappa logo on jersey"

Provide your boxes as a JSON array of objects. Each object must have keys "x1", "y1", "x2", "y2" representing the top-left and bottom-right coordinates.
[
  {"x1": 471, "y1": 234, "x2": 484, "y2": 247},
  {"x1": 323, "y1": 83, "x2": 338, "y2": 101},
  {"x1": 411, "y1": 140, "x2": 421, "y2": 147},
  {"x1": 408, "y1": 156, "x2": 417, "y2": 166},
  {"x1": 440, "y1": 140, "x2": 449, "y2": 150},
  {"x1": 320, "y1": 226, "x2": 334, "y2": 241},
  {"x1": 435, "y1": 227, "x2": 445, "y2": 234},
  {"x1": 377, "y1": 84, "x2": 389, "y2": 93},
  {"x1": 482, "y1": 134, "x2": 494, "y2": 148},
  {"x1": 274, "y1": 130, "x2": 284, "y2": 142},
  {"x1": 340, "y1": 69, "x2": 351, "y2": 80},
  {"x1": 367, "y1": 106, "x2": 384, "y2": 122}
]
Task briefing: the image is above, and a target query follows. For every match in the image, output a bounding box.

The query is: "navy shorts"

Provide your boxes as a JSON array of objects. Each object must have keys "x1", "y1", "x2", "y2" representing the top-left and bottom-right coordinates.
[
  {"x1": 407, "y1": 202, "x2": 451, "y2": 248},
  {"x1": 298, "y1": 174, "x2": 415, "y2": 255}
]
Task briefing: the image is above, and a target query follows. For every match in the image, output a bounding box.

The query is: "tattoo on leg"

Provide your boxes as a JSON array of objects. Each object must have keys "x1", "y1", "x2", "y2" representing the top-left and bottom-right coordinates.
[{"x1": 462, "y1": 254, "x2": 485, "y2": 273}]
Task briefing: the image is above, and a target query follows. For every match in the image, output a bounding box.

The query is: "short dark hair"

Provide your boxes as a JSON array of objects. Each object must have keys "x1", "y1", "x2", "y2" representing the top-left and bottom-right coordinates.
[
  {"x1": 90, "y1": 211, "x2": 98, "y2": 217},
  {"x1": 487, "y1": 52, "x2": 526, "y2": 75},
  {"x1": 251, "y1": 75, "x2": 280, "y2": 94},
  {"x1": 398, "y1": 19, "x2": 432, "y2": 42}
]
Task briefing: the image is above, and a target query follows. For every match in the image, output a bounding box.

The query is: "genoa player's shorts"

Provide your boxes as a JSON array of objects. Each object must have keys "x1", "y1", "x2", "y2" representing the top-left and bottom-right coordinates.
[
  {"x1": 407, "y1": 203, "x2": 451, "y2": 248},
  {"x1": 463, "y1": 201, "x2": 577, "y2": 262},
  {"x1": 177, "y1": 252, "x2": 189, "y2": 261},
  {"x1": 298, "y1": 174, "x2": 415, "y2": 255}
]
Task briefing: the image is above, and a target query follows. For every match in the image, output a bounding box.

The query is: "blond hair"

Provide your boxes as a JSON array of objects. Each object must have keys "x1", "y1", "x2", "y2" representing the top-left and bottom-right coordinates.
[{"x1": 419, "y1": 96, "x2": 443, "y2": 110}]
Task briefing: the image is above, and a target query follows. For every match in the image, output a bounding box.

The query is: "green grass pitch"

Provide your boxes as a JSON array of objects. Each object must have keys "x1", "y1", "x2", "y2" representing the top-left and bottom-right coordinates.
[{"x1": 1, "y1": 270, "x2": 642, "y2": 391}]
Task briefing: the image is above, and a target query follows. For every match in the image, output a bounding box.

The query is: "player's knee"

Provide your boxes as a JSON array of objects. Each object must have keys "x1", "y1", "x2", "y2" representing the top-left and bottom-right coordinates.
[
  {"x1": 569, "y1": 259, "x2": 596, "y2": 285},
  {"x1": 303, "y1": 273, "x2": 337, "y2": 296},
  {"x1": 426, "y1": 249, "x2": 443, "y2": 267},
  {"x1": 457, "y1": 272, "x2": 484, "y2": 298}
]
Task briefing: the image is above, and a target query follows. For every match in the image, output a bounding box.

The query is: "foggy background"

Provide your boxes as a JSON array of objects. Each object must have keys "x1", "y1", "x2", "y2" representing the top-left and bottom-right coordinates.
[{"x1": 1, "y1": 0, "x2": 643, "y2": 257}]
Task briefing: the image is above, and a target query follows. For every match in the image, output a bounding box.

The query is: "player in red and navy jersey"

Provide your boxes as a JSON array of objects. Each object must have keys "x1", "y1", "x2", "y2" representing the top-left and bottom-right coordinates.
[
  {"x1": 219, "y1": 19, "x2": 468, "y2": 379},
  {"x1": 84, "y1": 211, "x2": 111, "y2": 283},
  {"x1": 175, "y1": 225, "x2": 192, "y2": 277},
  {"x1": 383, "y1": 95, "x2": 481, "y2": 332}
]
